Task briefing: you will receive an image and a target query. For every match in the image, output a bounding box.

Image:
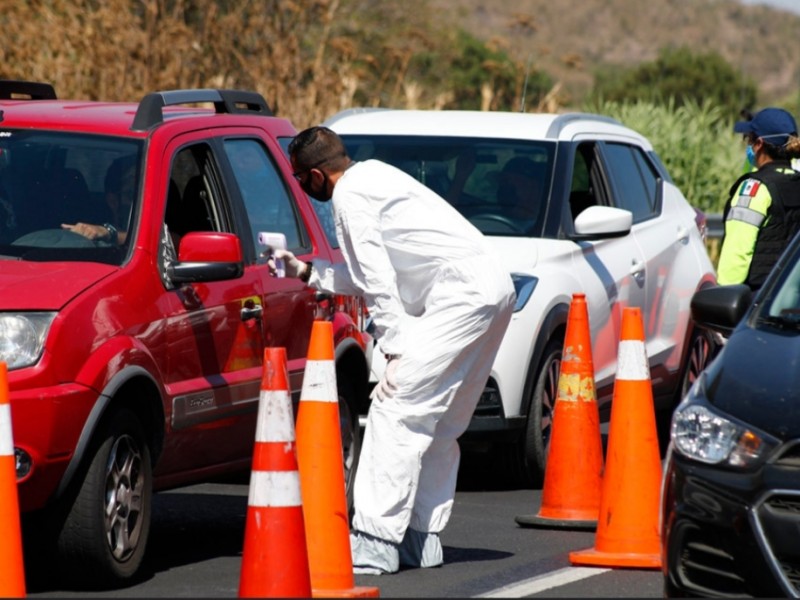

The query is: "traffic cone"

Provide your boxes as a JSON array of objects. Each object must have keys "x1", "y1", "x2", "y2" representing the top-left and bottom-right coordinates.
[
  {"x1": 569, "y1": 307, "x2": 662, "y2": 569},
  {"x1": 515, "y1": 293, "x2": 603, "y2": 530},
  {"x1": 224, "y1": 296, "x2": 263, "y2": 372},
  {"x1": 295, "y1": 320, "x2": 379, "y2": 598},
  {"x1": 0, "y1": 362, "x2": 25, "y2": 597},
  {"x1": 239, "y1": 347, "x2": 312, "y2": 598}
]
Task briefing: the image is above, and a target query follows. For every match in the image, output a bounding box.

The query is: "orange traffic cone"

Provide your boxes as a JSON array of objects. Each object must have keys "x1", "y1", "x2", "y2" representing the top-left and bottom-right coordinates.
[
  {"x1": 515, "y1": 293, "x2": 603, "y2": 530},
  {"x1": 569, "y1": 307, "x2": 662, "y2": 569},
  {"x1": 296, "y1": 320, "x2": 379, "y2": 598},
  {"x1": 0, "y1": 362, "x2": 26, "y2": 597},
  {"x1": 239, "y1": 347, "x2": 312, "y2": 598}
]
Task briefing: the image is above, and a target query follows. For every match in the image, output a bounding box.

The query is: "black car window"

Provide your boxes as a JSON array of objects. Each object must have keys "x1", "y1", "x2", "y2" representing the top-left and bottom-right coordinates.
[
  {"x1": 569, "y1": 144, "x2": 599, "y2": 220},
  {"x1": 762, "y1": 241, "x2": 800, "y2": 322},
  {"x1": 223, "y1": 138, "x2": 309, "y2": 257},
  {"x1": 165, "y1": 144, "x2": 226, "y2": 237},
  {"x1": 602, "y1": 142, "x2": 660, "y2": 223}
]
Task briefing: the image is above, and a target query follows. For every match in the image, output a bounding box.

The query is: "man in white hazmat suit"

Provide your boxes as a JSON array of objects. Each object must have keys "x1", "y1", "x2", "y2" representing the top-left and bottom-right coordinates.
[{"x1": 273, "y1": 126, "x2": 515, "y2": 575}]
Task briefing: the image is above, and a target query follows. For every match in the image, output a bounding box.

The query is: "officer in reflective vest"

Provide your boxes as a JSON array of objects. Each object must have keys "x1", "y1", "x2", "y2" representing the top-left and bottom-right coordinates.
[{"x1": 717, "y1": 107, "x2": 800, "y2": 290}]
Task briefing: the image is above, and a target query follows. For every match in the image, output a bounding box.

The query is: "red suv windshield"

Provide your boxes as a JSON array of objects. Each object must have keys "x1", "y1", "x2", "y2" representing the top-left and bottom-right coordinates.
[{"x1": 0, "y1": 129, "x2": 143, "y2": 264}]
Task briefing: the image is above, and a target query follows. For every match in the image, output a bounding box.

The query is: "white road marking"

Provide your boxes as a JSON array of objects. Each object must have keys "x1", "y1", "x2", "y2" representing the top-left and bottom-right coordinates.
[{"x1": 475, "y1": 566, "x2": 611, "y2": 598}]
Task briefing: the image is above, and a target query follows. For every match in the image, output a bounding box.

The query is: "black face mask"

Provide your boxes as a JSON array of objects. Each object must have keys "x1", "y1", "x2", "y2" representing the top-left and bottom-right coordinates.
[{"x1": 303, "y1": 170, "x2": 333, "y2": 202}]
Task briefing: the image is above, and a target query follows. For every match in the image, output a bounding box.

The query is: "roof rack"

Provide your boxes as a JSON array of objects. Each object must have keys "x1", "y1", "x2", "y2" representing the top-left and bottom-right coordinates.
[
  {"x1": 131, "y1": 88, "x2": 273, "y2": 132},
  {"x1": 0, "y1": 80, "x2": 57, "y2": 100},
  {"x1": 545, "y1": 112, "x2": 622, "y2": 138},
  {"x1": 322, "y1": 107, "x2": 390, "y2": 127}
]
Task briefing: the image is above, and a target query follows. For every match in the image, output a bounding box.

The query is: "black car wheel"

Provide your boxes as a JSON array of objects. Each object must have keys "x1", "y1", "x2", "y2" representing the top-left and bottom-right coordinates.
[
  {"x1": 678, "y1": 327, "x2": 717, "y2": 402},
  {"x1": 522, "y1": 338, "x2": 561, "y2": 487},
  {"x1": 499, "y1": 337, "x2": 561, "y2": 487},
  {"x1": 56, "y1": 407, "x2": 152, "y2": 586},
  {"x1": 337, "y1": 371, "x2": 361, "y2": 516},
  {"x1": 657, "y1": 327, "x2": 719, "y2": 454}
]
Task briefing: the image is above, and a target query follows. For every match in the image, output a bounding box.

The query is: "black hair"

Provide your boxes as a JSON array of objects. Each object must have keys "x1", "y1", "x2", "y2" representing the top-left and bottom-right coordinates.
[{"x1": 289, "y1": 126, "x2": 350, "y2": 172}]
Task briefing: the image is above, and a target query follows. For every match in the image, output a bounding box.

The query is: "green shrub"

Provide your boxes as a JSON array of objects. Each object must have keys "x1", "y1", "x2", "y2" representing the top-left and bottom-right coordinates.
[{"x1": 591, "y1": 46, "x2": 757, "y2": 121}]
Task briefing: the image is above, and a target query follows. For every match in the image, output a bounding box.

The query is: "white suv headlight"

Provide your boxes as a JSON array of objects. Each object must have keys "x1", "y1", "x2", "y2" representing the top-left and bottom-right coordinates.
[
  {"x1": 0, "y1": 313, "x2": 55, "y2": 369},
  {"x1": 671, "y1": 375, "x2": 777, "y2": 468}
]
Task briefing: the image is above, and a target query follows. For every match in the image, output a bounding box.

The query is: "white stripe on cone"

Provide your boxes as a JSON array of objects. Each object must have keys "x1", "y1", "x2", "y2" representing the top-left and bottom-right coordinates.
[
  {"x1": 255, "y1": 390, "x2": 296, "y2": 442},
  {"x1": 301, "y1": 360, "x2": 337, "y2": 403},
  {"x1": 616, "y1": 340, "x2": 649, "y2": 381},
  {"x1": 248, "y1": 470, "x2": 303, "y2": 507},
  {"x1": 0, "y1": 404, "x2": 12, "y2": 456}
]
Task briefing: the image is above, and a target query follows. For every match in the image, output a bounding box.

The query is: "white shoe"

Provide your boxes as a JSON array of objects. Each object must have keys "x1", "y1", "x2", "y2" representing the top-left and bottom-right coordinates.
[{"x1": 350, "y1": 531, "x2": 399, "y2": 575}]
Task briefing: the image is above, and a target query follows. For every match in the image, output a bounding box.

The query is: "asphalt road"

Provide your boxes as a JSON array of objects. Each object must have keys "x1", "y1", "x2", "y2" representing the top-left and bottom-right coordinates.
[{"x1": 24, "y1": 451, "x2": 664, "y2": 598}]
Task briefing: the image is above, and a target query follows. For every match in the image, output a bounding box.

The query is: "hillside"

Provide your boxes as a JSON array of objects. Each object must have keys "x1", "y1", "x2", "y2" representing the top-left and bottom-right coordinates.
[{"x1": 431, "y1": 0, "x2": 800, "y2": 109}]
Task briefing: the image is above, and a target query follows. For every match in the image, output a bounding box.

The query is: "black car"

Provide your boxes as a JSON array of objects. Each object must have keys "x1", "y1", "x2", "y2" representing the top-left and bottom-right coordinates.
[{"x1": 661, "y1": 233, "x2": 800, "y2": 597}]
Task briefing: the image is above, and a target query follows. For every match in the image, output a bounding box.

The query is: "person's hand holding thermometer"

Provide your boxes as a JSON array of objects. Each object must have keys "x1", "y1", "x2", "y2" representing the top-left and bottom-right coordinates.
[{"x1": 258, "y1": 232, "x2": 287, "y2": 277}]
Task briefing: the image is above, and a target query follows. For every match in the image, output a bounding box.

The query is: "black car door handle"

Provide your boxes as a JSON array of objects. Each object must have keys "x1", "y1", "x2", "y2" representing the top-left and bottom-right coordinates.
[{"x1": 241, "y1": 304, "x2": 263, "y2": 321}]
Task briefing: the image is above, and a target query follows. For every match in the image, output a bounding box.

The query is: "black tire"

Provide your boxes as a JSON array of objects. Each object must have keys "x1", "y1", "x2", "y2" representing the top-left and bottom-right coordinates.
[
  {"x1": 55, "y1": 407, "x2": 152, "y2": 587},
  {"x1": 521, "y1": 338, "x2": 562, "y2": 487},
  {"x1": 498, "y1": 337, "x2": 562, "y2": 488},
  {"x1": 677, "y1": 327, "x2": 718, "y2": 404},
  {"x1": 337, "y1": 371, "x2": 361, "y2": 517},
  {"x1": 657, "y1": 327, "x2": 718, "y2": 456}
]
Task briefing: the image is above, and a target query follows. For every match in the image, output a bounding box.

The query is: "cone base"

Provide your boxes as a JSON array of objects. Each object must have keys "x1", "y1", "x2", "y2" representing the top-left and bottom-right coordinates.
[
  {"x1": 515, "y1": 513, "x2": 597, "y2": 530},
  {"x1": 313, "y1": 585, "x2": 381, "y2": 598},
  {"x1": 569, "y1": 547, "x2": 661, "y2": 569},
  {"x1": 0, "y1": 583, "x2": 25, "y2": 598}
]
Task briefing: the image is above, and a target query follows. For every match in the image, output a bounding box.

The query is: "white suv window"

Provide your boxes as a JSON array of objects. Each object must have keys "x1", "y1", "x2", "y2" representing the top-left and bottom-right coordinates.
[
  {"x1": 603, "y1": 142, "x2": 660, "y2": 223},
  {"x1": 339, "y1": 134, "x2": 556, "y2": 238}
]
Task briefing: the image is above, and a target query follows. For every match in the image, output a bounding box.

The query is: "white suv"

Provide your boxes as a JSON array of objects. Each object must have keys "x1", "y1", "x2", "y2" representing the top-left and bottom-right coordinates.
[{"x1": 324, "y1": 109, "x2": 717, "y2": 485}]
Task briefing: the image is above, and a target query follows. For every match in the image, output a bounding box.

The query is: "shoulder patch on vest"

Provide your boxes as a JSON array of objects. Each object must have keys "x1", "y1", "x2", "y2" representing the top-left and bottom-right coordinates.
[{"x1": 740, "y1": 179, "x2": 761, "y2": 197}]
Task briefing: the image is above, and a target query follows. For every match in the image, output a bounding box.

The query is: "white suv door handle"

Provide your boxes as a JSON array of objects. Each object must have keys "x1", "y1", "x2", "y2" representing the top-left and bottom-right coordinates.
[
  {"x1": 630, "y1": 259, "x2": 645, "y2": 276},
  {"x1": 676, "y1": 225, "x2": 690, "y2": 241}
]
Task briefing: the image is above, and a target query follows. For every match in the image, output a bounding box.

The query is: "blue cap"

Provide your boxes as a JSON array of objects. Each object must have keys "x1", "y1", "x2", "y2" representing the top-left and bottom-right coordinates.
[{"x1": 734, "y1": 107, "x2": 797, "y2": 147}]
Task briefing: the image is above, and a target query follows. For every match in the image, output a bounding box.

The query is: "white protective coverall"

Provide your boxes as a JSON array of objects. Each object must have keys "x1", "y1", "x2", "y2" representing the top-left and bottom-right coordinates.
[{"x1": 307, "y1": 159, "x2": 515, "y2": 545}]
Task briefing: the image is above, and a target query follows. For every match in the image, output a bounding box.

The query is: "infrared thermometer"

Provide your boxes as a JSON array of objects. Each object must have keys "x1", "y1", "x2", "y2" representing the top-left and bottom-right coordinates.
[{"x1": 258, "y1": 231, "x2": 287, "y2": 277}]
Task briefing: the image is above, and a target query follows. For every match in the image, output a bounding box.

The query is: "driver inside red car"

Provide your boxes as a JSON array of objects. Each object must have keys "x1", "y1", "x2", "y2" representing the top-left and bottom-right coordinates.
[{"x1": 61, "y1": 156, "x2": 137, "y2": 245}]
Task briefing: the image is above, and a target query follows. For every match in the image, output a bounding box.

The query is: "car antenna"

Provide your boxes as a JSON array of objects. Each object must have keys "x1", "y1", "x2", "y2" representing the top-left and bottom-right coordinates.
[{"x1": 520, "y1": 54, "x2": 534, "y2": 113}]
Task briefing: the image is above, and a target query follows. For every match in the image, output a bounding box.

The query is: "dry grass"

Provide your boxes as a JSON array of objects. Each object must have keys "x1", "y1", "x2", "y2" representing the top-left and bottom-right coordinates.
[{"x1": 0, "y1": 0, "x2": 370, "y2": 127}]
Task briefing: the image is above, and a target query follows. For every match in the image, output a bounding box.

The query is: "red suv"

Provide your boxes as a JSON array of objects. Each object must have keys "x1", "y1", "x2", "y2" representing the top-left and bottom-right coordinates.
[{"x1": 0, "y1": 80, "x2": 370, "y2": 585}]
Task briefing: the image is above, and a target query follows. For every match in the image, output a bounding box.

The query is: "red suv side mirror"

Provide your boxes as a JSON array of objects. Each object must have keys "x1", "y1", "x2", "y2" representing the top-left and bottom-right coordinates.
[{"x1": 168, "y1": 232, "x2": 244, "y2": 283}]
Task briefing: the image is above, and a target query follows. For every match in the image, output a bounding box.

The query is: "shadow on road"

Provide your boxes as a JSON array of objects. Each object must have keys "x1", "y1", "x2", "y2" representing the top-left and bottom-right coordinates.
[
  {"x1": 439, "y1": 544, "x2": 513, "y2": 565},
  {"x1": 24, "y1": 489, "x2": 248, "y2": 593}
]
